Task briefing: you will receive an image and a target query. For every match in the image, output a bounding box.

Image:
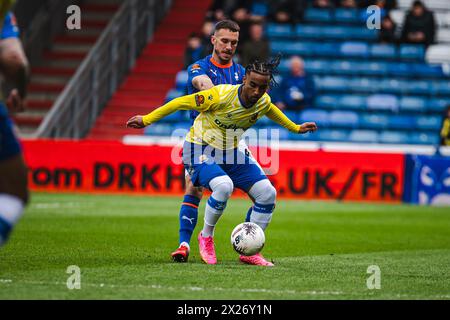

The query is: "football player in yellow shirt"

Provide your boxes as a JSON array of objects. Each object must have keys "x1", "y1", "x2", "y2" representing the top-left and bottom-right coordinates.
[{"x1": 127, "y1": 57, "x2": 317, "y2": 266}]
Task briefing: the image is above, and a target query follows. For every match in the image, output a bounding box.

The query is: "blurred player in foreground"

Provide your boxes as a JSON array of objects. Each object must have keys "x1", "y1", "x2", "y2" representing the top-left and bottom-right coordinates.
[
  {"x1": 171, "y1": 20, "x2": 250, "y2": 263},
  {"x1": 127, "y1": 57, "x2": 317, "y2": 266},
  {"x1": 0, "y1": 1, "x2": 30, "y2": 247}
]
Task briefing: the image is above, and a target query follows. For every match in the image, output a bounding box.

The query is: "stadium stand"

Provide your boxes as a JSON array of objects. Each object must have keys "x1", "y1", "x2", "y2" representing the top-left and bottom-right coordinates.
[
  {"x1": 156, "y1": 0, "x2": 450, "y2": 145},
  {"x1": 88, "y1": 0, "x2": 212, "y2": 140},
  {"x1": 15, "y1": 0, "x2": 122, "y2": 135}
]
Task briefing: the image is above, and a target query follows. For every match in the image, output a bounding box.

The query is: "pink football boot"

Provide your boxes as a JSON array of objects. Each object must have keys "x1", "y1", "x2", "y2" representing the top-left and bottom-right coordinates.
[
  {"x1": 198, "y1": 232, "x2": 217, "y2": 264},
  {"x1": 239, "y1": 253, "x2": 274, "y2": 267}
]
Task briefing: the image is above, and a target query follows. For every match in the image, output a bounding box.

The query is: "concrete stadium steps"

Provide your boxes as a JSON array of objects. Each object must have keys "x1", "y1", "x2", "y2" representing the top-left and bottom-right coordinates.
[
  {"x1": 18, "y1": 1, "x2": 122, "y2": 135},
  {"x1": 87, "y1": 0, "x2": 212, "y2": 140}
]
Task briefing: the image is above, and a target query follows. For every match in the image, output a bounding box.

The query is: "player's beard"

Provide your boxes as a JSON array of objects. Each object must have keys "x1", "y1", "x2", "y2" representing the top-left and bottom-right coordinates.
[{"x1": 214, "y1": 48, "x2": 232, "y2": 64}]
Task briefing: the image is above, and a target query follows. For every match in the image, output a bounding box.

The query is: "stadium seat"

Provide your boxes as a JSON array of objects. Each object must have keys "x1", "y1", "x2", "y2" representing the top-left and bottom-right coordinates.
[
  {"x1": 165, "y1": 89, "x2": 184, "y2": 103},
  {"x1": 305, "y1": 60, "x2": 328, "y2": 74},
  {"x1": 399, "y1": 44, "x2": 425, "y2": 61},
  {"x1": 367, "y1": 94, "x2": 398, "y2": 112},
  {"x1": 413, "y1": 63, "x2": 445, "y2": 77},
  {"x1": 314, "y1": 76, "x2": 348, "y2": 92},
  {"x1": 378, "y1": 79, "x2": 406, "y2": 95},
  {"x1": 266, "y1": 23, "x2": 293, "y2": 39},
  {"x1": 295, "y1": 25, "x2": 324, "y2": 39},
  {"x1": 387, "y1": 115, "x2": 416, "y2": 130},
  {"x1": 283, "y1": 110, "x2": 299, "y2": 123},
  {"x1": 175, "y1": 71, "x2": 188, "y2": 90},
  {"x1": 349, "y1": 28, "x2": 378, "y2": 41},
  {"x1": 339, "y1": 94, "x2": 367, "y2": 110},
  {"x1": 299, "y1": 109, "x2": 329, "y2": 126},
  {"x1": 428, "y1": 98, "x2": 450, "y2": 113},
  {"x1": 334, "y1": 8, "x2": 362, "y2": 24},
  {"x1": 430, "y1": 81, "x2": 450, "y2": 96},
  {"x1": 304, "y1": 8, "x2": 332, "y2": 23},
  {"x1": 409, "y1": 132, "x2": 441, "y2": 145},
  {"x1": 322, "y1": 26, "x2": 352, "y2": 40},
  {"x1": 340, "y1": 42, "x2": 369, "y2": 58},
  {"x1": 426, "y1": 45, "x2": 450, "y2": 64},
  {"x1": 361, "y1": 61, "x2": 389, "y2": 76},
  {"x1": 251, "y1": 1, "x2": 268, "y2": 16},
  {"x1": 145, "y1": 123, "x2": 173, "y2": 136},
  {"x1": 379, "y1": 131, "x2": 409, "y2": 144},
  {"x1": 313, "y1": 43, "x2": 340, "y2": 57},
  {"x1": 314, "y1": 95, "x2": 338, "y2": 109},
  {"x1": 359, "y1": 113, "x2": 389, "y2": 130},
  {"x1": 406, "y1": 80, "x2": 431, "y2": 95},
  {"x1": 271, "y1": 41, "x2": 312, "y2": 56},
  {"x1": 328, "y1": 110, "x2": 359, "y2": 128},
  {"x1": 348, "y1": 78, "x2": 377, "y2": 93},
  {"x1": 399, "y1": 97, "x2": 427, "y2": 112},
  {"x1": 387, "y1": 62, "x2": 413, "y2": 76},
  {"x1": 415, "y1": 115, "x2": 443, "y2": 131},
  {"x1": 277, "y1": 59, "x2": 290, "y2": 74},
  {"x1": 348, "y1": 130, "x2": 379, "y2": 143},
  {"x1": 317, "y1": 129, "x2": 350, "y2": 142},
  {"x1": 370, "y1": 44, "x2": 397, "y2": 59}
]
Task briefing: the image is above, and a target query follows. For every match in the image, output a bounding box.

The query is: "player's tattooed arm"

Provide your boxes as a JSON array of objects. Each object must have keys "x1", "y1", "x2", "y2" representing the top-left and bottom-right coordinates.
[{"x1": 192, "y1": 75, "x2": 214, "y2": 91}]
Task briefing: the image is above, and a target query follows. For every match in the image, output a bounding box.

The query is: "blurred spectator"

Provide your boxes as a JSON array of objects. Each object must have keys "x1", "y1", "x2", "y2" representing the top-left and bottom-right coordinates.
[
  {"x1": 401, "y1": 0, "x2": 436, "y2": 47},
  {"x1": 240, "y1": 22, "x2": 270, "y2": 67},
  {"x1": 200, "y1": 20, "x2": 215, "y2": 57},
  {"x1": 313, "y1": 0, "x2": 335, "y2": 9},
  {"x1": 183, "y1": 33, "x2": 203, "y2": 69},
  {"x1": 340, "y1": 0, "x2": 357, "y2": 8},
  {"x1": 273, "y1": 56, "x2": 315, "y2": 111},
  {"x1": 268, "y1": 0, "x2": 306, "y2": 24},
  {"x1": 231, "y1": 7, "x2": 252, "y2": 54},
  {"x1": 379, "y1": 15, "x2": 398, "y2": 44},
  {"x1": 440, "y1": 105, "x2": 450, "y2": 146},
  {"x1": 359, "y1": 0, "x2": 397, "y2": 11}
]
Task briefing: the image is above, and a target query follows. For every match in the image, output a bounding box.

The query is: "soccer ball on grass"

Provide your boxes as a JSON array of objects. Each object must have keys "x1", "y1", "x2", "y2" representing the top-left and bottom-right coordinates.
[{"x1": 230, "y1": 222, "x2": 265, "y2": 256}]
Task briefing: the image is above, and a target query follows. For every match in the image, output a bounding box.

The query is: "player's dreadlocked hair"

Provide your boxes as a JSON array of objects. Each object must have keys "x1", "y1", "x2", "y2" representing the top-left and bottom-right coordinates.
[{"x1": 245, "y1": 53, "x2": 282, "y2": 88}]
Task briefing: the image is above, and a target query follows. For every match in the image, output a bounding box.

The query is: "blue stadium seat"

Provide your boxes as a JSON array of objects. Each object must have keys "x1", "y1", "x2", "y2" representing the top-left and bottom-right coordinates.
[
  {"x1": 314, "y1": 95, "x2": 338, "y2": 109},
  {"x1": 271, "y1": 41, "x2": 313, "y2": 55},
  {"x1": 413, "y1": 64, "x2": 445, "y2": 78},
  {"x1": 264, "y1": 126, "x2": 290, "y2": 140},
  {"x1": 283, "y1": 110, "x2": 299, "y2": 123},
  {"x1": 145, "y1": 123, "x2": 173, "y2": 136},
  {"x1": 329, "y1": 110, "x2": 359, "y2": 128},
  {"x1": 299, "y1": 109, "x2": 329, "y2": 126},
  {"x1": 304, "y1": 9, "x2": 332, "y2": 23},
  {"x1": 349, "y1": 28, "x2": 378, "y2": 41},
  {"x1": 251, "y1": 1, "x2": 268, "y2": 16},
  {"x1": 317, "y1": 129, "x2": 350, "y2": 142},
  {"x1": 348, "y1": 78, "x2": 377, "y2": 93},
  {"x1": 399, "y1": 97, "x2": 427, "y2": 112},
  {"x1": 377, "y1": 79, "x2": 406, "y2": 95},
  {"x1": 340, "y1": 42, "x2": 369, "y2": 58},
  {"x1": 387, "y1": 115, "x2": 416, "y2": 130},
  {"x1": 266, "y1": 23, "x2": 293, "y2": 39},
  {"x1": 305, "y1": 60, "x2": 328, "y2": 74},
  {"x1": 339, "y1": 94, "x2": 367, "y2": 110},
  {"x1": 406, "y1": 80, "x2": 431, "y2": 95},
  {"x1": 334, "y1": 8, "x2": 362, "y2": 24},
  {"x1": 428, "y1": 98, "x2": 450, "y2": 113},
  {"x1": 370, "y1": 44, "x2": 396, "y2": 59},
  {"x1": 330, "y1": 60, "x2": 356, "y2": 75},
  {"x1": 322, "y1": 26, "x2": 351, "y2": 40},
  {"x1": 314, "y1": 76, "x2": 347, "y2": 92},
  {"x1": 348, "y1": 130, "x2": 379, "y2": 143},
  {"x1": 416, "y1": 116, "x2": 442, "y2": 131},
  {"x1": 399, "y1": 44, "x2": 425, "y2": 61},
  {"x1": 175, "y1": 71, "x2": 188, "y2": 90},
  {"x1": 314, "y1": 43, "x2": 340, "y2": 57},
  {"x1": 409, "y1": 132, "x2": 440, "y2": 145},
  {"x1": 367, "y1": 94, "x2": 398, "y2": 112},
  {"x1": 359, "y1": 113, "x2": 389, "y2": 129},
  {"x1": 430, "y1": 81, "x2": 450, "y2": 96},
  {"x1": 165, "y1": 89, "x2": 184, "y2": 103},
  {"x1": 379, "y1": 131, "x2": 409, "y2": 144},
  {"x1": 387, "y1": 62, "x2": 413, "y2": 76},
  {"x1": 360, "y1": 61, "x2": 389, "y2": 76},
  {"x1": 295, "y1": 25, "x2": 323, "y2": 39}
]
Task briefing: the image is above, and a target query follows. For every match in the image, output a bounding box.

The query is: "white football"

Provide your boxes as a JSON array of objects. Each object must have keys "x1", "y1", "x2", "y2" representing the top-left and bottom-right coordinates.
[{"x1": 230, "y1": 222, "x2": 265, "y2": 256}]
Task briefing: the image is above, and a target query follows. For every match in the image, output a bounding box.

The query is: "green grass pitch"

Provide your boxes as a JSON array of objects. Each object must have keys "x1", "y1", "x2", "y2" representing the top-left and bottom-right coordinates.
[{"x1": 0, "y1": 192, "x2": 449, "y2": 299}]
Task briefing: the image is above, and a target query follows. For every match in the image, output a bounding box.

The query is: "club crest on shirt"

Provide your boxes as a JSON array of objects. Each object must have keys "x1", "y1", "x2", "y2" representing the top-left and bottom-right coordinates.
[
  {"x1": 234, "y1": 72, "x2": 239, "y2": 81},
  {"x1": 195, "y1": 94, "x2": 205, "y2": 106},
  {"x1": 249, "y1": 112, "x2": 259, "y2": 123},
  {"x1": 192, "y1": 64, "x2": 201, "y2": 70}
]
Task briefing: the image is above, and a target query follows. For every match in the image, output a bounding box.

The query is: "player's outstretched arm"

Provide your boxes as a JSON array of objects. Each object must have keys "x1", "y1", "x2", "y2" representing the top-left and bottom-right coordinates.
[
  {"x1": 126, "y1": 87, "x2": 219, "y2": 129},
  {"x1": 266, "y1": 103, "x2": 317, "y2": 134}
]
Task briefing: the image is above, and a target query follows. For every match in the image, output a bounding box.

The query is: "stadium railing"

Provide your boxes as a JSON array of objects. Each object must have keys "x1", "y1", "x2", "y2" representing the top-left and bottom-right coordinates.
[{"x1": 34, "y1": 0, "x2": 173, "y2": 139}]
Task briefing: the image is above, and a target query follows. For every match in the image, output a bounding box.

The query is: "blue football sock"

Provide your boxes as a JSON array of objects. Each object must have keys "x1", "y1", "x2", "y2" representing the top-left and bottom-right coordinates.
[
  {"x1": 245, "y1": 206, "x2": 253, "y2": 222},
  {"x1": 0, "y1": 216, "x2": 12, "y2": 244},
  {"x1": 179, "y1": 195, "x2": 201, "y2": 246}
]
